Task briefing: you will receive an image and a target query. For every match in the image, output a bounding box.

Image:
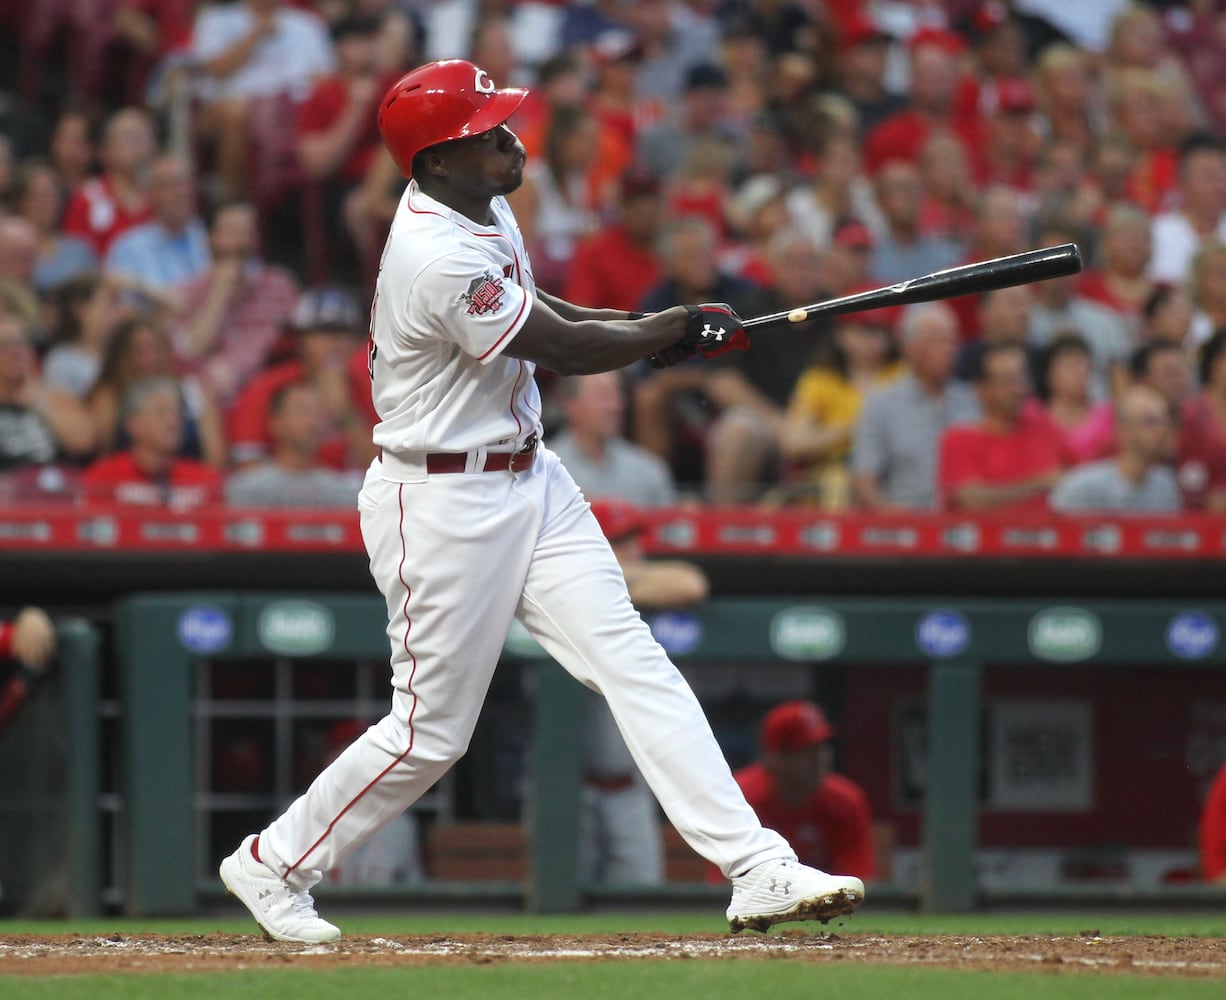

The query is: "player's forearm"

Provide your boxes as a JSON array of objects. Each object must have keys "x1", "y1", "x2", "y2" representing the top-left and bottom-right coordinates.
[
  {"x1": 507, "y1": 303, "x2": 688, "y2": 375},
  {"x1": 535, "y1": 291, "x2": 628, "y2": 323}
]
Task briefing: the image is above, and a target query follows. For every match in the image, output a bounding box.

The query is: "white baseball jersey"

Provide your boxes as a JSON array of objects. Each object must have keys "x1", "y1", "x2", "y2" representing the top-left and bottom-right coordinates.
[{"x1": 369, "y1": 180, "x2": 542, "y2": 456}]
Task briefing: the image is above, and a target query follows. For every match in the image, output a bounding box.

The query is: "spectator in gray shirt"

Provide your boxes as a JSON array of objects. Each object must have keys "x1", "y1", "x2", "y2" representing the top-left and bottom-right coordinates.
[
  {"x1": 1050, "y1": 385, "x2": 1181, "y2": 513},
  {"x1": 225, "y1": 381, "x2": 360, "y2": 508},
  {"x1": 549, "y1": 372, "x2": 676, "y2": 507},
  {"x1": 852, "y1": 302, "x2": 980, "y2": 509}
]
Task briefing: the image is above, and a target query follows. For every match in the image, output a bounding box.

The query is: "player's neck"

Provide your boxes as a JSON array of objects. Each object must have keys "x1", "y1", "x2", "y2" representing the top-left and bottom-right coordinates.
[{"x1": 417, "y1": 178, "x2": 495, "y2": 227}]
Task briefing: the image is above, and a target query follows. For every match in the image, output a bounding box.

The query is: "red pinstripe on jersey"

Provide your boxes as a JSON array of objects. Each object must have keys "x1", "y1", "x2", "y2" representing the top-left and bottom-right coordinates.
[{"x1": 282, "y1": 485, "x2": 420, "y2": 879}]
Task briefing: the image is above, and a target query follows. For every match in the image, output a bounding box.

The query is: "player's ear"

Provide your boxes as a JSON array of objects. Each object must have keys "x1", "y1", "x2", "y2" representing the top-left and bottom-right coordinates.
[{"x1": 422, "y1": 149, "x2": 448, "y2": 179}]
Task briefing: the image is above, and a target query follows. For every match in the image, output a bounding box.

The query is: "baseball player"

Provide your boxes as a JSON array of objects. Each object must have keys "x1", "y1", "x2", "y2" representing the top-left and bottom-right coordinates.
[{"x1": 220, "y1": 59, "x2": 865, "y2": 941}]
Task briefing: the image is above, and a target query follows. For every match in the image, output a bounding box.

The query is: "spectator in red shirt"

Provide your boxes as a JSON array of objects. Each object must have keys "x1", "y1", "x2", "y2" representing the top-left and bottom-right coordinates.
[
  {"x1": 947, "y1": 185, "x2": 1031, "y2": 339},
  {"x1": 82, "y1": 376, "x2": 222, "y2": 508},
  {"x1": 61, "y1": 107, "x2": 156, "y2": 256},
  {"x1": 171, "y1": 202, "x2": 300, "y2": 406},
  {"x1": 1201, "y1": 760, "x2": 1226, "y2": 883},
  {"x1": 862, "y1": 28, "x2": 975, "y2": 176},
  {"x1": 227, "y1": 286, "x2": 375, "y2": 471},
  {"x1": 939, "y1": 342, "x2": 1068, "y2": 513},
  {"x1": 968, "y1": 76, "x2": 1040, "y2": 191},
  {"x1": 563, "y1": 168, "x2": 663, "y2": 312},
  {"x1": 718, "y1": 700, "x2": 876, "y2": 884},
  {"x1": 296, "y1": 16, "x2": 389, "y2": 284}
]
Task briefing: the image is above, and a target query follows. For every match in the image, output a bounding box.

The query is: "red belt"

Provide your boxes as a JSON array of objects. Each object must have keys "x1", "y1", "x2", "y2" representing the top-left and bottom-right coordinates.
[{"x1": 425, "y1": 433, "x2": 538, "y2": 475}]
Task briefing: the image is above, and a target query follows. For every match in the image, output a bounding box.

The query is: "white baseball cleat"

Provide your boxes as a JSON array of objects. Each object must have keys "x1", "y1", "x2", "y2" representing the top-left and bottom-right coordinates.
[
  {"x1": 219, "y1": 835, "x2": 340, "y2": 943},
  {"x1": 726, "y1": 857, "x2": 864, "y2": 933}
]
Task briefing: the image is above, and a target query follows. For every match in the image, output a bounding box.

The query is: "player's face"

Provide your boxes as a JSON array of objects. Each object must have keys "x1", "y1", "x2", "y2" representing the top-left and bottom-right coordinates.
[{"x1": 439, "y1": 124, "x2": 526, "y2": 199}]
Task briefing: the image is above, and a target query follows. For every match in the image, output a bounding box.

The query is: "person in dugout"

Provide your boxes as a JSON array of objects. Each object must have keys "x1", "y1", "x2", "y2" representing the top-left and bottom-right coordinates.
[{"x1": 711, "y1": 700, "x2": 876, "y2": 884}]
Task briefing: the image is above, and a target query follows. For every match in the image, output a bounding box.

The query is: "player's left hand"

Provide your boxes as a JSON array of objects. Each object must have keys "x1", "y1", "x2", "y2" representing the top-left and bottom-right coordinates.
[{"x1": 648, "y1": 303, "x2": 750, "y2": 368}]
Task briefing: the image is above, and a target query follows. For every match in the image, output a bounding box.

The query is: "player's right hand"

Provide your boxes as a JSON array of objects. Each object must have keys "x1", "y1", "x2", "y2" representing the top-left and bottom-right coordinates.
[{"x1": 648, "y1": 303, "x2": 750, "y2": 368}]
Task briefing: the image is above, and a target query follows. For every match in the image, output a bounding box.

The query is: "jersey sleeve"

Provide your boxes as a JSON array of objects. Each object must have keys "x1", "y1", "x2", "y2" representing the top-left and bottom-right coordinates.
[{"x1": 412, "y1": 249, "x2": 532, "y2": 364}]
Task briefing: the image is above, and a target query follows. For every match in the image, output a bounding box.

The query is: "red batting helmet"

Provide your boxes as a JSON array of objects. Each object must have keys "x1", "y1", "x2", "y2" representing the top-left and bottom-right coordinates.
[{"x1": 378, "y1": 59, "x2": 529, "y2": 177}]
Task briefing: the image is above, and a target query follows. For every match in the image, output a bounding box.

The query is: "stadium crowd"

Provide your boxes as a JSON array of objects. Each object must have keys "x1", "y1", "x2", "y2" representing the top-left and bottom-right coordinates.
[{"x1": 2, "y1": 0, "x2": 1226, "y2": 515}]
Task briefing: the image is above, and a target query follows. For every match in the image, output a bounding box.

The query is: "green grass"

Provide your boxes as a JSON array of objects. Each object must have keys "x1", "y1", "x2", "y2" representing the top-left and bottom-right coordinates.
[
  {"x1": 4, "y1": 963, "x2": 1226, "y2": 1000},
  {"x1": 4, "y1": 911, "x2": 1225, "y2": 999}
]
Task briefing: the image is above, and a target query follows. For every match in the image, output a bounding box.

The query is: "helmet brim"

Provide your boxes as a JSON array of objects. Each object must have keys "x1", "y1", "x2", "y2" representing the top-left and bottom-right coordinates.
[{"x1": 445, "y1": 88, "x2": 529, "y2": 144}]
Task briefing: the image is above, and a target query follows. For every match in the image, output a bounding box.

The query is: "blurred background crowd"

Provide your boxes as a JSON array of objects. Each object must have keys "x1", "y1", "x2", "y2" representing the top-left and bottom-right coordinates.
[{"x1": 3, "y1": 0, "x2": 1226, "y2": 515}]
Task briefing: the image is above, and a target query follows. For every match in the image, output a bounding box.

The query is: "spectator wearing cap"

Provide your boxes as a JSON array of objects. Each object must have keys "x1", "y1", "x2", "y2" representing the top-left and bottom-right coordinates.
[
  {"x1": 869, "y1": 158, "x2": 965, "y2": 286},
  {"x1": 579, "y1": 497, "x2": 708, "y2": 885},
  {"x1": 862, "y1": 28, "x2": 976, "y2": 177},
  {"x1": 785, "y1": 133, "x2": 883, "y2": 254},
  {"x1": 103, "y1": 155, "x2": 210, "y2": 293},
  {"x1": 226, "y1": 286, "x2": 374, "y2": 471},
  {"x1": 81, "y1": 376, "x2": 222, "y2": 508},
  {"x1": 295, "y1": 15, "x2": 393, "y2": 286},
  {"x1": 831, "y1": 12, "x2": 905, "y2": 135},
  {"x1": 171, "y1": 202, "x2": 300, "y2": 406},
  {"x1": 636, "y1": 63, "x2": 740, "y2": 182},
  {"x1": 716, "y1": 701, "x2": 876, "y2": 884},
  {"x1": 968, "y1": 76, "x2": 1040, "y2": 191},
  {"x1": 778, "y1": 308, "x2": 902, "y2": 508},
  {"x1": 549, "y1": 372, "x2": 676, "y2": 509},
  {"x1": 563, "y1": 169, "x2": 664, "y2": 314},
  {"x1": 852, "y1": 302, "x2": 979, "y2": 510}
]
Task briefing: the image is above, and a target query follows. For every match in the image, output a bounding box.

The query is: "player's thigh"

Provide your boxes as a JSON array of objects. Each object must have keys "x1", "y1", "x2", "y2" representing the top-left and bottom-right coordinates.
[
  {"x1": 360, "y1": 468, "x2": 535, "y2": 674},
  {"x1": 515, "y1": 454, "x2": 663, "y2": 688}
]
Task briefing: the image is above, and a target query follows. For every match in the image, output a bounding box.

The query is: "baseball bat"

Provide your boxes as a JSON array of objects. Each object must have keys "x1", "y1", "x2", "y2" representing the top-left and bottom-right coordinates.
[{"x1": 743, "y1": 243, "x2": 1082, "y2": 331}]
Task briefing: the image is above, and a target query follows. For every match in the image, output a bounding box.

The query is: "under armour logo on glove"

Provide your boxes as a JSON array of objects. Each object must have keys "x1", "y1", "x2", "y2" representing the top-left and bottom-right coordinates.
[{"x1": 648, "y1": 303, "x2": 750, "y2": 368}]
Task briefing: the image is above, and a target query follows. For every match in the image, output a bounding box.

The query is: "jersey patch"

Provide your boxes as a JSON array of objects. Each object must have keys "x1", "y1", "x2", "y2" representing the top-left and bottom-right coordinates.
[{"x1": 460, "y1": 272, "x2": 507, "y2": 317}]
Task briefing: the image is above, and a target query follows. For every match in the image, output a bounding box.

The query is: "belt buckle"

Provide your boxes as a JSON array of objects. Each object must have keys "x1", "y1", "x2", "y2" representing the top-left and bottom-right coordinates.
[{"x1": 508, "y1": 434, "x2": 536, "y2": 473}]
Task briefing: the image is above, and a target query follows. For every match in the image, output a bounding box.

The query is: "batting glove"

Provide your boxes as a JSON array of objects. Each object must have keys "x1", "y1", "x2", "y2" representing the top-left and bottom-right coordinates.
[{"x1": 648, "y1": 303, "x2": 750, "y2": 368}]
